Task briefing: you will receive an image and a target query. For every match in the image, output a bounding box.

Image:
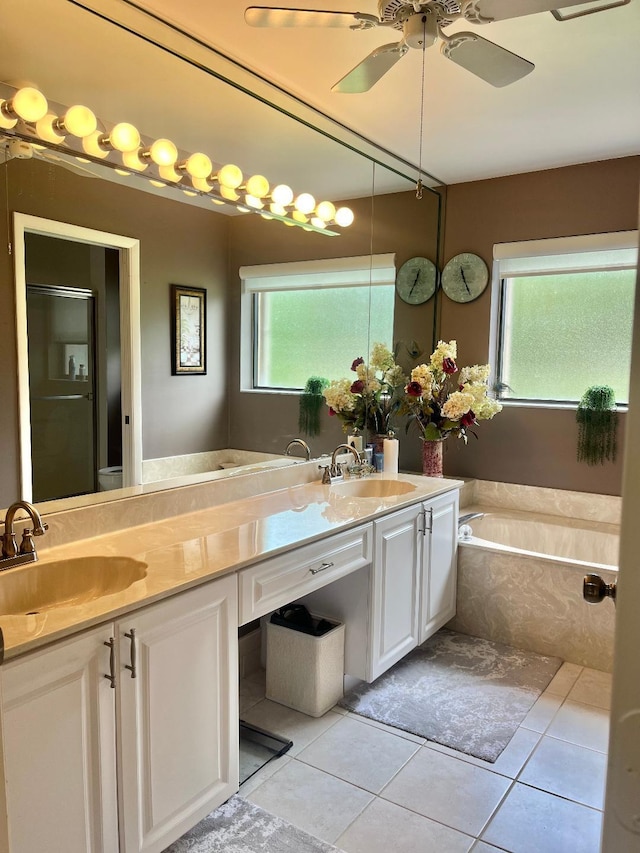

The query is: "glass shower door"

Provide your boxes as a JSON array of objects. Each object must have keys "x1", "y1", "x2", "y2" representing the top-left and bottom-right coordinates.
[{"x1": 26, "y1": 285, "x2": 97, "y2": 502}]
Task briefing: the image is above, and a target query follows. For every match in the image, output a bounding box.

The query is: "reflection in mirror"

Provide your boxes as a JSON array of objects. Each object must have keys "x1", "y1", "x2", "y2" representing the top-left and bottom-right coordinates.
[{"x1": 0, "y1": 0, "x2": 443, "y2": 513}]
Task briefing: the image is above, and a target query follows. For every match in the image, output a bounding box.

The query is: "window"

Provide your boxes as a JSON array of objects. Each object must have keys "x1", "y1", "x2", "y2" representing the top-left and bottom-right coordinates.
[
  {"x1": 240, "y1": 254, "x2": 396, "y2": 391},
  {"x1": 491, "y1": 233, "x2": 638, "y2": 406}
]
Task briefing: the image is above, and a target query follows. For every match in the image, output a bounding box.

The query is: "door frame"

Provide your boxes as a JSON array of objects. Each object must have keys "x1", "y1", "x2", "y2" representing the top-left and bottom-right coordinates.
[{"x1": 13, "y1": 213, "x2": 142, "y2": 499}]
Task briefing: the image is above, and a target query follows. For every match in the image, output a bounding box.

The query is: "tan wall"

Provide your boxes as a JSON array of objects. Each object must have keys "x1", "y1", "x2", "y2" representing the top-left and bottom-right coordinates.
[
  {"x1": 227, "y1": 189, "x2": 443, "y2": 470},
  {"x1": 440, "y1": 156, "x2": 640, "y2": 495},
  {"x1": 0, "y1": 159, "x2": 229, "y2": 506}
]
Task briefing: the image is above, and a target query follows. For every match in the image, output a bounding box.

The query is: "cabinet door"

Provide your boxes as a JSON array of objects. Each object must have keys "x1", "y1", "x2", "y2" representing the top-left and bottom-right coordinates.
[
  {"x1": 420, "y1": 490, "x2": 459, "y2": 643},
  {"x1": 117, "y1": 573, "x2": 238, "y2": 853},
  {"x1": 369, "y1": 505, "x2": 420, "y2": 681},
  {"x1": 1, "y1": 625, "x2": 119, "y2": 853}
]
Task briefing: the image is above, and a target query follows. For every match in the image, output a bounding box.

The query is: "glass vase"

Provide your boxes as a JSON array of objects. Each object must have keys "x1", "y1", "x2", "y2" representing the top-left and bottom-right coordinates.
[{"x1": 422, "y1": 438, "x2": 444, "y2": 478}]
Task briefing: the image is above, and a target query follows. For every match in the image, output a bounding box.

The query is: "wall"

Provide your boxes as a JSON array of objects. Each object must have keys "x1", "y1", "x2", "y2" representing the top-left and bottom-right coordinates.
[
  {"x1": 0, "y1": 158, "x2": 230, "y2": 506},
  {"x1": 440, "y1": 156, "x2": 640, "y2": 495},
  {"x1": 227, "y1": 187, "x2": 443, "y2": 471}
]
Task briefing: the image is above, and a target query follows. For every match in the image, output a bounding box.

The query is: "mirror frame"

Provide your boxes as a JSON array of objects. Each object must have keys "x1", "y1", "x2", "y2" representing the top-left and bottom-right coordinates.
[{"x1": 13, "y1": 213, "x2": 143, "y2": 500}]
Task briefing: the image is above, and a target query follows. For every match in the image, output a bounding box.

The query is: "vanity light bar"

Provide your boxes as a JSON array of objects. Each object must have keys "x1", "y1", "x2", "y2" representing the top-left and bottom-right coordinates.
[{"x1": 0, "y1": 83, "x2": 353, "y2": 236}]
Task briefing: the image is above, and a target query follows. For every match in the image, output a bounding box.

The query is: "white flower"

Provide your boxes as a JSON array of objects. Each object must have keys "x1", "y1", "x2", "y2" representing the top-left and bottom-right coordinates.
[
  {"x1": 323, "y1": 379, "x2": 356, "y2": 412},
  {"x1": 441, "y1": 390, "x2": 474, "y2": 420},
  {"x1": 458, "y1": 364, "x2": 490, "y2": 386},
  {"x1": 430, "y1": 340, "x2": 457, "y2": 373},
  {"x1": 369, "y1": 342, "x2": 395, "y2": 372},
  {"x1": 461, "y1": 382, "x2": 503, "y2": 420},
  {"x1": 384, "y1": 364, "x2": 407, "y2": 389},
  {"x1": 410, "y1": 364, "x2": 434, "y2": 395}
]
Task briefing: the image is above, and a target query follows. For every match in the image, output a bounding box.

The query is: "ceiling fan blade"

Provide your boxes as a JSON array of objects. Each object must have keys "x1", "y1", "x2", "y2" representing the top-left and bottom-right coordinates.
[
  {"x1": 441, "y1": 33, "x2": 534, "y2": 87},
  {"x1": 245, "y1": 7, "x2": 373, "y2": 28},
  {"x1": 332, "y1": 42, "x2": 409, "y2": 93},
  {"x1": 461, "y1": 0, "x2": 605, "y2": 22}
]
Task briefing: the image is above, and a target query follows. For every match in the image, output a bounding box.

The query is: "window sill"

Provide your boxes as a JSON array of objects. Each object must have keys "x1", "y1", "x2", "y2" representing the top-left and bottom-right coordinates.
[{"x1": 497, "y1": 399, "x2": 629, "y2": 413}]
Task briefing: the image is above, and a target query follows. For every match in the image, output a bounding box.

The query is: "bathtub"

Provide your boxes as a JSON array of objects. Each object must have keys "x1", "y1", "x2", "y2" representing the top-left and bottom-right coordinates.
[{"x1": 448, "y1": 506, "x2": 618, "y2": 671}]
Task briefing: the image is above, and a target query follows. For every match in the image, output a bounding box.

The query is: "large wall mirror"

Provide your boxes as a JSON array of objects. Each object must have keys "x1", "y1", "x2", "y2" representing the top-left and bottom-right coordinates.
[{"x1": 0, "y1": 0, "x2": 443, "y2": 513}]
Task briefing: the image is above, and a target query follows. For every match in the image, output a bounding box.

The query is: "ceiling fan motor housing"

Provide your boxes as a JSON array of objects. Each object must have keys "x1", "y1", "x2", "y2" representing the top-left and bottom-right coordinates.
[{"x1": 403, "y1": 10, "x2": 438, "y2": 48}]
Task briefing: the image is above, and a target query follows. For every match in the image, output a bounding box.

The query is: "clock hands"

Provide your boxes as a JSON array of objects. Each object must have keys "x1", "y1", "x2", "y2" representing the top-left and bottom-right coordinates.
[
  {"x1": 409, "y1": 269, "x2": 421, "y2": 296},
  {"x1": 459, "y1": 266, "x2": 471, "y2": 295}
]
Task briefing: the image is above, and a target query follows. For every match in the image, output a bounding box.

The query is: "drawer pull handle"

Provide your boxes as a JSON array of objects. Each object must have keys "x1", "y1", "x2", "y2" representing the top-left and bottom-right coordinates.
[
  {"x1": 124, "y1": 628, "x2": 137, "y2": 679},
  {"x1": 310, "y1": 561, "x2": 334, "y2": 575},
  {"x1": 103, "y1": 638, "x2": 116, "y2": 688}
]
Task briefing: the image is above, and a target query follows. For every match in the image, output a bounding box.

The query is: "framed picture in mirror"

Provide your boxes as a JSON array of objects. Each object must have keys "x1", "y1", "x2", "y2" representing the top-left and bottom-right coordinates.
[{"x1": 171, "y1": 284, "x2": 207, "y2": 375}]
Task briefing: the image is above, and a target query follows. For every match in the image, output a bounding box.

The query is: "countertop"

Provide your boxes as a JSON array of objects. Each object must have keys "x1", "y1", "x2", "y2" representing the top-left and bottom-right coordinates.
[{"x1": 0, "y1": 473, "x2": 462, "y2": 661}]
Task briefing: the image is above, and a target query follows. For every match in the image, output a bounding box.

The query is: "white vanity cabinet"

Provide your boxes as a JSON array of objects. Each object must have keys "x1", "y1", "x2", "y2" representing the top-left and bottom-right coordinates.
[
  {"x1": 1, "y1": 572, "x2": 238, "y2": 853},
  {"x1": 368, "y1": 488, "x2": 459, "y2": 681}
]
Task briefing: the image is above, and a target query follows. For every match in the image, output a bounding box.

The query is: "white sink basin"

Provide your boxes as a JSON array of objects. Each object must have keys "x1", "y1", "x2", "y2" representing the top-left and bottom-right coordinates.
[
  {"x1": 0, "y1": 556, "x2": 148, "y2": 616},
  {"x1": 331, "y1": 479, "x2": 417, "y2": 499}
]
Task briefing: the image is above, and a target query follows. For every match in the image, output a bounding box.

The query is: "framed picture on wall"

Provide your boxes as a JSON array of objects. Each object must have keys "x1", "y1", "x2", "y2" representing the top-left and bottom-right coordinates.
[{"x1": 171, "y1": 284, "x2": 207, "y2": 375}]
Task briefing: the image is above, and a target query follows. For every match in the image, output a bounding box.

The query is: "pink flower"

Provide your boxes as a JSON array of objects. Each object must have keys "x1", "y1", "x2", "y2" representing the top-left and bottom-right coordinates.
[
  {"x1": 443, "y1": 357, "x2": 457, "y2": 375},
  {"x1": 461, "y1": 410, "x2": 476, "y2": 427},
  {"x1": 350, "y1": 380, "x2": 364, "y2": 394},
  {"x1": 407, "y1": 381, "x2": 423, "y2": 397},
  {"x1": 351, "y1": 356, "x2": 364, "y2": 372}
]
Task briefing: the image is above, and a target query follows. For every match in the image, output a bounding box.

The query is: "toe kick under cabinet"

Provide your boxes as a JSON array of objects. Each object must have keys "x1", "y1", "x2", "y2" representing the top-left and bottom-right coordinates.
[{"x1": 0, "y1": 573, "x2": 238, "y2": 853}]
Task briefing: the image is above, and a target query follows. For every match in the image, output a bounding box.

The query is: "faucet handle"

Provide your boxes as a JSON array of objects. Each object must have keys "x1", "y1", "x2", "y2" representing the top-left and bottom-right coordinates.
[{"x1": 19, "y1": 529, "x2": 36, "y2": 555}]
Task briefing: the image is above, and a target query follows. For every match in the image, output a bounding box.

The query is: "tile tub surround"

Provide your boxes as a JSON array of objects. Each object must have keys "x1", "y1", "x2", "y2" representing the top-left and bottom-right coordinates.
[
  {"x1": 0, "y1": 472, "x2": 462, "y2": 659},
  {"x1": 452, "y1": 479, "x2": 619, "y2": 671}
]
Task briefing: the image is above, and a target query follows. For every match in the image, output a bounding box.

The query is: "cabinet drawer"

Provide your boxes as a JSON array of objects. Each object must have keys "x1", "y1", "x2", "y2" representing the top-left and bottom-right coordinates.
[{"x1": 239, "y1": 524, "x2": 372, "y2": 625}]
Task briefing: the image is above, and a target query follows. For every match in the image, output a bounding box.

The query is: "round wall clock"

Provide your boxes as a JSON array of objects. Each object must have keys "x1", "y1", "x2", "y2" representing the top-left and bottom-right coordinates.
[
  {"x1": 441, "y1": 253, "x2": 489, "y2": 303},
  {"x1": 395, "y1": 257, "x2": 437, "y2": 305}
]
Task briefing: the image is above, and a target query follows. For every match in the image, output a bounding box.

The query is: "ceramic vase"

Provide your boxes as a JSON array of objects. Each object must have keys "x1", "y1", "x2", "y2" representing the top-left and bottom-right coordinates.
[{"x1": 422, "y1": 438, "x2": 444, "y2": 477}]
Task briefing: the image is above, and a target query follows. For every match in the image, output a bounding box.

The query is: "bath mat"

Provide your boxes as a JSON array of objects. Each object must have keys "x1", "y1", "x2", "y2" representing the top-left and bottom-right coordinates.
[
  {"x1": 162, "y1": 794, "x2": 341, "y2": 853},
  {"x1": 339, "y1": 628, "x2": 562, "y2": 763}
]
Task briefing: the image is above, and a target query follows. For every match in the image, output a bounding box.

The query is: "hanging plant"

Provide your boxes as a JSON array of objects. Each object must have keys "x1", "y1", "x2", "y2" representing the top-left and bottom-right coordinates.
[
  {"x1": 576, "y1": 385, "x2": 618, "y2": 465},
  {"x1": 298, "y1": 376, "x2": 329, "y2": 437}
]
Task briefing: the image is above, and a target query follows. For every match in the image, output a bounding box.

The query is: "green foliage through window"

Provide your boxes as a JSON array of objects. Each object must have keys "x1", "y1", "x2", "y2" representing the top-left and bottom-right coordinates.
[{"x1": 499, "y1": 269, "x2": 635, "y2": 404}]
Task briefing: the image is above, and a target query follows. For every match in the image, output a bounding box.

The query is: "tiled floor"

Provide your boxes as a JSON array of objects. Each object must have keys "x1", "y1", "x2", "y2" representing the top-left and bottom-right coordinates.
[{"x1": 239, "y1": 661, "x2": 611, "y2": 853}]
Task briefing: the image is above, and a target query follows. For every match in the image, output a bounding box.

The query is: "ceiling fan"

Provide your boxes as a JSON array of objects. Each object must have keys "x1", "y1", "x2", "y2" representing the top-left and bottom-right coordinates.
[{"x1": 245, "y1": 0, "x2": 629, "y2": 91}]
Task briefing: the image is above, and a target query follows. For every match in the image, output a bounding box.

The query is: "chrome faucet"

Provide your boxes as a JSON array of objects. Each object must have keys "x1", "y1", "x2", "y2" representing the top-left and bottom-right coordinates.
[
  {"x1": 285, "y1": 438, "x2": 311, "y2": 461},
  {"x1": 1, "y1": 501, "x2": 48, "y2": 570},
  {"x1": 458, "y1": 512, "x2": 484, "y2": 527},
  {"x1": 320, "y1": 443, "x2": 362, "y2": 484}
]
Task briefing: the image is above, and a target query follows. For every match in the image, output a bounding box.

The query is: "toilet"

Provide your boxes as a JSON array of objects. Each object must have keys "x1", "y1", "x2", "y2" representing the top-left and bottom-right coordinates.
[{"x1": 98, "y1": 466, "x2": 123, "y2": 491}]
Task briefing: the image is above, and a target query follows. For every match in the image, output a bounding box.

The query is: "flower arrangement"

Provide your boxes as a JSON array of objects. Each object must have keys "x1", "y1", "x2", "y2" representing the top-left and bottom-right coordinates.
[
  {"x1": 323, "y1": 342, "x2": 406, "y2": 435},
  {"x1": 400, "y1": 340, "x2": 502, "y2": 442}
]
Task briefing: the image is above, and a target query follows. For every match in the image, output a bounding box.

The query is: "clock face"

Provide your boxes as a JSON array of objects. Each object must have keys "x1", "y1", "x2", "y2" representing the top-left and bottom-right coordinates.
[
  {"x1": 395, "y1": 257, "x2": 437, "y2": 305},
  {"x1": 441, "y1": 253, "x2": 489, "y2": 303}
]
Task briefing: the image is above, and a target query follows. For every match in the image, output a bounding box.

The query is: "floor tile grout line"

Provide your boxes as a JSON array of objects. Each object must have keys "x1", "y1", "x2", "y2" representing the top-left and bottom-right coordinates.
[
  {"x1": 515, "y1": 778, "x2": 605, "y2": 813},
  {"x1": 473, "y1": 776, "x2": 519, "y2": 843}
]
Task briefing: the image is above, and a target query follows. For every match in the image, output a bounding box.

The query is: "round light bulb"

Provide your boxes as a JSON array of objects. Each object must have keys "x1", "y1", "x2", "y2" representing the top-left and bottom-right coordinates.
[
  {"x1": 245, "y1": 194, "x2": 264, "y2": 210},
  {"x1": 295, "y1": 193, "x2": 315, "y2": 215},
  {"x1": 311, "y1": 216, "x2": 327, "y2": 229},
  {"x1": 283, "y1": 220, "x2": 296, "y2": 227},
  {"x1": 218, "y1": 163, "x2": 243, "y2": 189},
  {"x1": 335, "y1": 207, "x2": 355, "y2": 227},
  {"x1": 316, "y1": 201, "x2": 336, "y2": 223},
  {"x1": 220, "y1": 185, "x2": 240, "y2": 202},
  {"x1": 0, "y1": 101, "x2": 18, "y2": 129},
  {"x1": 82, "y1": 130, "x2": 109, "y2": 159},
  {"x1": 35, "y1": 113, "x2": 65, "y2": 143},
  {"x1": 292, "y1": 210, "x2": 308, "y2": 224},
  {"x1": 114, "y1": 168, "x2": 131, "y2": 176},
  {"x1": 271, "y1": 184, "x2": 294, "y2": 206},
  {"x1": 149, "y1": 138, "x2": 178, "y2": 166},
  {"x1": 62, "y1": 105, "x2": 97, "y2": 137},
  {"x1": 182, "y1": 189, "x2": 197, "y2": 197},
  {"x1": 107, "y1": 122, "x2": 140, "y2": 153},
  {"x1": 183, "y1": 152, "x2": 212, "y2": 179},
  {"x1": 236, "y1": 206, "x2": 250, "y2": 214},
  {"x1": 158, "y1": 164, "x2": 182, "y2": 183},
  {"x1": 11, "y1": 87, "x2": 48, "y2": 122},
  {"x1": 211, "y1": 198, "x2": 225, "y2": 206},
  {"x1": 269, "y1": 202, "x2": 286, "y2": 216},
  {"x1": 149, "y1": 179, "x2": 167, "y2": 188},
  {"x1": 122, "y1": 149, "x2": 148, "y2": 172},
  {"x1": 261, "y1": 213, "x2": 274, "y2": 221},
  {"x1": 246, "y1": 174, "x2": 270, "y2": 198}
]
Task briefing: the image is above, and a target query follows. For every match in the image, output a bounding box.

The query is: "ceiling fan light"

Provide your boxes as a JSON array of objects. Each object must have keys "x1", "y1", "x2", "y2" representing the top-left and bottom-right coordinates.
[
  {"x1": 335, "y1": 206, "x2": 354, "y2": 227},
  {"x1": 315, "y1": 200, "x2": 336, "y2": 222},
  {"x1": 294, "y1": 193, "x2": 315, "y2": 215}
]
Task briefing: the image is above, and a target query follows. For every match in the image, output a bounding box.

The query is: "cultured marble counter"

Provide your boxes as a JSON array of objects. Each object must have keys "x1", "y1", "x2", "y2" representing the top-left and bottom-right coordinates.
[{"x1": 0, "y1": 473, "x2": 462, "y2": 660}]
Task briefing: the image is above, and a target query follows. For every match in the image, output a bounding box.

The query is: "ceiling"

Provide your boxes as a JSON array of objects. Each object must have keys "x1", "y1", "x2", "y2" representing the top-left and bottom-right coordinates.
[{"x1": 132, "y1": 0, "x2": 640, "y2": 185}]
